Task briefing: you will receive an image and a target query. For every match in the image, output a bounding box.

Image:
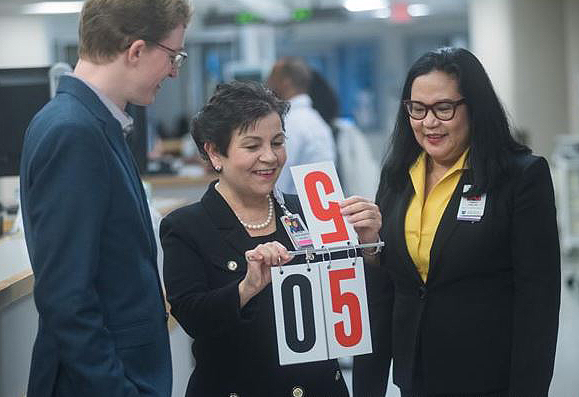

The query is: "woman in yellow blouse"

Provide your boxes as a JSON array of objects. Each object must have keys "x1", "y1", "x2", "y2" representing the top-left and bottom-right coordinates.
[{"x1": 353, "y1": 47, "x2": 560, "y2": 397}]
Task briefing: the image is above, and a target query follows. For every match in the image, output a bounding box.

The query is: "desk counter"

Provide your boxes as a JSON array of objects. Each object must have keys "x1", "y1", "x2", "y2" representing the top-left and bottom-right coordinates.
[{"x1": 0, "y1": 173, "x2": 210, "y2": 322}]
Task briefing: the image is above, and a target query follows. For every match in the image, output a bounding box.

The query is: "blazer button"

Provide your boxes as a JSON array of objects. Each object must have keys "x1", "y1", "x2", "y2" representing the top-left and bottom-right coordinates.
[
  {"x1": 229, "y1": 393, "x2": 239, "y2": 397},
  {"x1": 335, "y1": 370, "x2": 341, "y2": 381},
  {"x1": 419, "y1": 286, "x2": 427, "y2": 299},
  {"x1": 227, "y1": 261, "x2": 238, "y2": 271},
  {"x1": 292, "y1": 386, "x2": 304, "y2": 397},
  {"x1": 164, "y1": 312, "x2": 169, "y2": 322}
]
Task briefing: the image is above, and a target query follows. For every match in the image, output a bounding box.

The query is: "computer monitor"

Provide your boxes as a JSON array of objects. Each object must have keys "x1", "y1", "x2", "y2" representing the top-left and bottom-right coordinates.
[
  {"x1": 0, "y1": 68, "x2": 148, "y2": 176},
  {"x1": 0, "y1": 67, "x2": 51, "y2": 177}
]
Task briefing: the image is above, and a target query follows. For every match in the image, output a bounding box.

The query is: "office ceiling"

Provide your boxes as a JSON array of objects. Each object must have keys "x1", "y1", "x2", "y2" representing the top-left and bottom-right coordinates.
[
  {"x1": 196, "y1": 0, "x2": 467, "y2": 21},
  {"x1": 0, "y1": 0, "x2": 468, "y2": 20}
]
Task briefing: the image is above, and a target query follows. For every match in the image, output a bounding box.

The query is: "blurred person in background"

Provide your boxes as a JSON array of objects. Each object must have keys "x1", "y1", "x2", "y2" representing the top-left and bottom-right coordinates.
[
  {"x1": 309, "y1": 69, "x2": 380, "y2": 199},
  {"x1": 266, "y1": 57, "x2": 336, "y2": 194},
  {"x1": 353, "y1": 47, "x2": 560, "y2": 397}
]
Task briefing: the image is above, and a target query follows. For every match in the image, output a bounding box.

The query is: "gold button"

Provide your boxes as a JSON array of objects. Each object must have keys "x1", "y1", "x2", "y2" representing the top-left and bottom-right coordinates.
[
  {"x1": 292, "y1": 386, "x2": 304, "y2": 397},
  {"x1": 335, "y1": 370, "x2": 341, "y2": 381},
  {"x1": 227, "y1": 261, "x2": 238, "y2": 271}
]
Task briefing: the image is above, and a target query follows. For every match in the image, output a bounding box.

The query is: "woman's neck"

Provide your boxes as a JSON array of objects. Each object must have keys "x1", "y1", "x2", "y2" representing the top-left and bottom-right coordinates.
[
  {"x1": 426, "y1": 156, "x2": 451, "y2": 181},
  {"x1": 215, "y1": 181, "x2": 276, "y2": 237},
  {"x1": 424, "y1": 156, "x2": 452, "y2": 197},
  {"x1": 215, "y1": 181, "x2": 269, "y2": 212}
]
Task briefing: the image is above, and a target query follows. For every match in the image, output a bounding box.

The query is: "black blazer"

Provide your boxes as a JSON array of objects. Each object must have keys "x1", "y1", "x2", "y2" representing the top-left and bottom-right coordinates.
[
  {"x1": 20, "y1": 76, "x2": 171, "y2": 397},
  {"x1": 353, "y1": 153, "x2": 560, "y2": 396},
  {"x1": 161, "y1": 182, "x2": 349, "y2": 397}
]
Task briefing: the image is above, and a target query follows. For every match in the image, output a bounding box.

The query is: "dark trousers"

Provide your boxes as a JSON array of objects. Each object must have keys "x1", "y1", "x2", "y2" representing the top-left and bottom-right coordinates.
[{"x1": 401, "y1": 348, "x2": 508, "y2": 397}]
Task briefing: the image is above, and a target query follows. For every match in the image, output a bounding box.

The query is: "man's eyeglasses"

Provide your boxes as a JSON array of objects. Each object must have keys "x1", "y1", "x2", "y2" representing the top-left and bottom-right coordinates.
[
  {"x1": 148, "y1": 41, "x2": 188, "y2": 70},
  {"x1": 402, "y1": 98, "x2": 466, "y2": 121}
]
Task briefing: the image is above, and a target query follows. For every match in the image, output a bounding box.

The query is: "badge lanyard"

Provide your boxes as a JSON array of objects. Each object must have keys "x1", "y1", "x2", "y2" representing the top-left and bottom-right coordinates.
[{"x1": 273, "y1": 187, "x2": 315, "y2": 251}]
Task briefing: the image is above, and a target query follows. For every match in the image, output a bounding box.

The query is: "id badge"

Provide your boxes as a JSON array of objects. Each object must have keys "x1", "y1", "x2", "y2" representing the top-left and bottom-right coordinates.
[
  {"x1": 281, "y1": 214, "x2": 315, "y2": 250},
  {"x1": 457, "y1": 184, "x2": 486, "y2": 221}
]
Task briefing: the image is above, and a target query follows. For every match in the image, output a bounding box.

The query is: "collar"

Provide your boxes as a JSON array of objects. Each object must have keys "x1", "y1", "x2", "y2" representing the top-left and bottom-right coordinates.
[
  {"x1": 67, "y1": 73, "x2": 134, "y2": 133},
  {"x1": 409, "y1": 148, "x2": 470, "y2": 193},
  {"x1": 289, "y1": 93, "x2": 313, "y2": 108}
]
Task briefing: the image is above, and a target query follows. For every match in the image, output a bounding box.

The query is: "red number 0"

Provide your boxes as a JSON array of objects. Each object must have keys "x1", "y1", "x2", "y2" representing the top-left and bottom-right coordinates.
[
  {"x1": 304, "y1": 171, "x2": 348, "y2": 244},
  {"x1": 329, "y1": 268, "x2": 362, "y2": 347}
]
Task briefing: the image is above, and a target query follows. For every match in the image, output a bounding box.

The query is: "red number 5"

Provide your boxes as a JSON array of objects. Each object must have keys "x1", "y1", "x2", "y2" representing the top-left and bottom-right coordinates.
[
  {"x1": 329, "y1": 268, "x2": 362, "y2": 347},
  {"x1": 304, "y1": 171, "x2": 348, "y2": 244}
]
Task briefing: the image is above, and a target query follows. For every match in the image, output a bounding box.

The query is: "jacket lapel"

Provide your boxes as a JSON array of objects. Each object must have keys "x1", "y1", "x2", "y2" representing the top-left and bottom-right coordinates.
[
  {"x1": 387, "y1": 184, "x2": 424, "y2": 285},
  {"x1": 428, "y1": 172, "x2": 472, "y2": 279},
  {"x1": 201, "y1": 182, "x2": 256, "y2": 261},
  {"x1": 124, "y1": 144, "x2": 157, "y2": 259},
  {"x1": 57, "y1": 76, "x2": 155, "y2": 259}
]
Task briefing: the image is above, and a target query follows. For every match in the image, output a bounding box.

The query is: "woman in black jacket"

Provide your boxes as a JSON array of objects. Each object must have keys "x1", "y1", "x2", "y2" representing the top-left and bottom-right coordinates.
[
  {"x1": 161, "y1": 81, "x2": 381, "y2": 397},
  {"x1": 353, "y1": 47, "x2": 560, "y2": 397}
]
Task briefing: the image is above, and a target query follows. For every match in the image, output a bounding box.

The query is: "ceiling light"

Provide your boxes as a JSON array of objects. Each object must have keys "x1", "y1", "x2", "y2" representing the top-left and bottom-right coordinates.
[
  {"x1": 344, "y1": 0, "x2": 388, "y2": 12},
  {"x1": 373, "y1": 8, "x2": 391, "y2": 19},
  {"x1": 407, "y1": 4, "x2": 430, "y2": 17},
  {"x1": 23, "y1": 1, "x2": 84, "y2": 15}
]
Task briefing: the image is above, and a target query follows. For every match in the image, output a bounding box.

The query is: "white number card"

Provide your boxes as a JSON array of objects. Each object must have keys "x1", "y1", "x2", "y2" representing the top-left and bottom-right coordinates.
[
  {"x1": 271, "y1": 257, "x2": 372, "y2": 365},
  {"x1": 271, "y1": 161, "x2": 372, "y2": 366},
  {"x1": 290, "y1": 161, "x2": 358, "y2": 249},
  {"x1": 271, "y1": 263, "x2": 327, "y2": 366},
  {"x1": 319, "y1": 257, "x2": 372, "y2": 359}
]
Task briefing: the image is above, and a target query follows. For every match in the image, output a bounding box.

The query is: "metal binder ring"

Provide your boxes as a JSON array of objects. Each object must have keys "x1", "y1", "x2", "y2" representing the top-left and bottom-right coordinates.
[
  {"x1": 347, "y1": 242, "x2": 357, "y2": 266},
  {"x1": 346, "y1": 241, "x2": 354, "y2": 258},
  {"x1": 325, "y1": 246, "x2": 332, "y2": 269}
]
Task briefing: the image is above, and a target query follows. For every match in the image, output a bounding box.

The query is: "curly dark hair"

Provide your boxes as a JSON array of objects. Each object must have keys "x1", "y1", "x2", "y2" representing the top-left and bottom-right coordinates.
[{"x1": 191, "y1": 80, "x2": 290, "y2": 163}]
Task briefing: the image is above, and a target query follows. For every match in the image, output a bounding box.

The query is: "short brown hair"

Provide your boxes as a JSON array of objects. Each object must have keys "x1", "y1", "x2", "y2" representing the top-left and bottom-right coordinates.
[
  {"x1": 278, "y1": 56, "x2": 311, "y2": 93},
  {"x1": 78, "y1": 0, "x2": 192, "y2": 63}
]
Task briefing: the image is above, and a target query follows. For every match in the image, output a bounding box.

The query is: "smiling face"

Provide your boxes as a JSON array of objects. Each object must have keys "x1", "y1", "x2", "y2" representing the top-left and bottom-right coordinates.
[
  {"x1": 130, "y1": 24, "x2": 186, "y2": 105},
  {"x1": 409, "y1": 70, "x2": 470, "y2": 169},
  {"x1": 207, "y1": 111, "x2": 287, "y2": 201}
]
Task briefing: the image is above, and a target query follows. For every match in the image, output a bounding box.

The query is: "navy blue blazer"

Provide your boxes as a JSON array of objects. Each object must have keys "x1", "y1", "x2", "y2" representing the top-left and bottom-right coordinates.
[
  {"x1": 353, "y1": 153, "x2": 560, "y2": 397},
  {"x1": 20, "y1": 76, "x2": 171, "y2": 397}
]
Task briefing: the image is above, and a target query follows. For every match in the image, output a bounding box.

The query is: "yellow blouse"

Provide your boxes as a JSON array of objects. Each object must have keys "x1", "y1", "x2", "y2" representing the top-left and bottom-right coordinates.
[{"x1": 405, "y1": 149, "x2": 469, "y2": 282}]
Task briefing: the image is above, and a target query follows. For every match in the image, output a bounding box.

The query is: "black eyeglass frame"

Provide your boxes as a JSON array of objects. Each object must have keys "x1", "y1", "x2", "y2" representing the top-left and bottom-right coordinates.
[
  {"x1": 402, "y1": 98, "x2": 466, "y2": 121},
  {"x1": 146, "y1": 40, "x2": 188, "y2": 70}
]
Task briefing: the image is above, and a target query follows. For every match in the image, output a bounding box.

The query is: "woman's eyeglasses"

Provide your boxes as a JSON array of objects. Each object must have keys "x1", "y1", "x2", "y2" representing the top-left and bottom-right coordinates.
[{"x1": 402, "y1": 98, "x2": 466, "y2": 121}]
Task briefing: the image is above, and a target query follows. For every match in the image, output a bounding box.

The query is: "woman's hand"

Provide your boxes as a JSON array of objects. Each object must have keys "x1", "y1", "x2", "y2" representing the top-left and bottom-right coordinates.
[
  {"x1": 340, "y1": 196, "x2": 382, "y2": 245},
  {"x1": 239, "y1": 242, "x2": 293, "y2": 308}
]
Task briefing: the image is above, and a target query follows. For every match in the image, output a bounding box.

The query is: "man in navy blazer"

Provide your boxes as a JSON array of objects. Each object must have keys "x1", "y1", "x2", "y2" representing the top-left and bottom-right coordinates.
[{"x1": 20, "y1": 1, "x2": 191, "y2": 396}]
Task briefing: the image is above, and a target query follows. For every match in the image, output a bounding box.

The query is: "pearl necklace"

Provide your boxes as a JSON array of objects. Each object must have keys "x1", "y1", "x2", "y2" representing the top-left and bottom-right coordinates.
[
  {"x1": 238, "y1": 195, "x2": 274, "y2": 230},
  {"x1": 215, "y1": 182, "x2": 274, "y2": 230}
]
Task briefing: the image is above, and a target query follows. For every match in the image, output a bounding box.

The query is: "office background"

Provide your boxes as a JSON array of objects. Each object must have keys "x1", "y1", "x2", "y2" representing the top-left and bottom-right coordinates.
[{"x1": 1, "y1": 1, "x2": 579, "y2": 396}]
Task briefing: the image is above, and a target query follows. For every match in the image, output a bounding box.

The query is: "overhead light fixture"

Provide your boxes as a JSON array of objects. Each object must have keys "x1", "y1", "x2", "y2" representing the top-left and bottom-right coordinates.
[
  {"x1": 407, "y1": 4, "x2": 430, "y2": 17},
  {"x1": 236, "y1": 0, "x2": 290, "y2": 22},
  {"x1": 373, "y1": 8, "x2": 391, "y2": 19},
  {"x1": 344, "y1": 0, "x2": 388, "y2": 12},
  {"x1": 23, "y1": 1, "x2": 84, "y2": 15}
]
